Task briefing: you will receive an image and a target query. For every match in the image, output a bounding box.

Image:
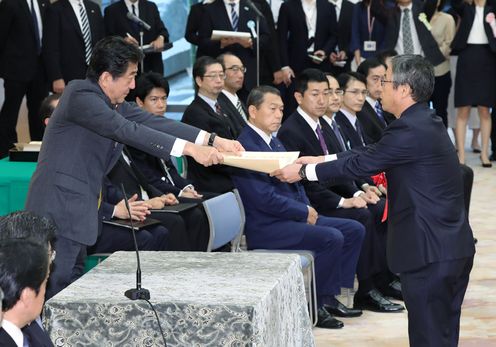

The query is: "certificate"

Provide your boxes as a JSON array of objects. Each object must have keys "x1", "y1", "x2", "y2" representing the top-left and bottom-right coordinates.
[{"x1": 222, "y1": 151, "x2": 300, "y2": 174}]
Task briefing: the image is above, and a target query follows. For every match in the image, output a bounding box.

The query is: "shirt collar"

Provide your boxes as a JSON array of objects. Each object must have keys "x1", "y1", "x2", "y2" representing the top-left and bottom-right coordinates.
[
  {"x1": 297, "y1": 106, "x2": 322, "y2": 136},
  {"x1": 340, "y1": 108, "x2": 358, "y2": 128},
  {"x1": 366, "y1": 96, "x2": 378, "y2": 108},
  {"x1": 329, "y1": 0, "x2": 342, "y2": 7},
  {"x1": 399, "y1": 3, "x2": 413, "y2": 11},
  {"x1": 198, "y1": 93, "x2": 218, "y2": 113},
  {"x1": 224, "y1": 0, "x2": 239, "y2": 5},
  {"x1": 221, "y1": 90, "x2": 239, "y2": 106},
  {"x1": 247, "y1": 122, "x2": 273, "y2": 148},
  {"x1": 2, "y1": 319, "x2": 23, "y2": 347},
  {"x1": 321, "y1": 114, "x2": 335, "y2": 128}
]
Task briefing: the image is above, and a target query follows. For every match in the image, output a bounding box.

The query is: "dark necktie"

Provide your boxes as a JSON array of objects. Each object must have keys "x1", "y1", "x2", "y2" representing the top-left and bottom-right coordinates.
[
  {"x1": 315, "y1": 124, "x2": 329, "y2": 155},
  {"x1": 131, "y1": 4, "x2": 139, "y2": 32},
  {"x1": 375, "y1": 100, "x2": 387, "y2": 126},
  {"x1": 30, "y1": 0, "x2": 41, "y2": 55},
  {"x1": 79, "y1": 0, "x2": 92, "y2": 65},
  {"x1": 215, "y1": 102, "x2": 223, "y2": 116},
  {"x1": 402, "y1": 8, "x2": 414, "y2": 54},
  {"x1": 355, "y1": 120, "x2": 366, "y2": 145},
  {"x1": 269, "y1": 136, "x2": 281, "y2": 151},
  {"x1": 331, "y1": 119, "x2": 346, "y2": 151},
  {"x1": 229, "y1": 1, "x2": 238, "y2": 31}
]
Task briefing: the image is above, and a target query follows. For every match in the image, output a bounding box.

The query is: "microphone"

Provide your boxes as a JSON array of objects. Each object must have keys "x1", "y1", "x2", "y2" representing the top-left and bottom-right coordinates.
[
  {"x1": 247, "y1": 20, "x2": 257, "y2": 39},
  {"x1": 121, "y1": 184, "x2": 150, "y2": 301},
  {"x1": 245, "y1": 0, "x2": 264, "y2": 18},
  {"x1": 126, "y1": 12, "x2": 151, "y2": 31}
]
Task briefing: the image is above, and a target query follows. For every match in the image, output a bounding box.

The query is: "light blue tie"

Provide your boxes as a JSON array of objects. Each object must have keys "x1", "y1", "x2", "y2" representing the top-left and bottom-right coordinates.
[{"x1": 229, "y1": 2, "x2": 238, "y2": 31}]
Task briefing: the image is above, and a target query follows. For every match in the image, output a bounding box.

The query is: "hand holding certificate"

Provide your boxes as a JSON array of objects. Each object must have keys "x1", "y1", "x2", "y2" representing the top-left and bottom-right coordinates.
[{"x1": 222, "y1": 151, "x2": 300, "y2": 174}]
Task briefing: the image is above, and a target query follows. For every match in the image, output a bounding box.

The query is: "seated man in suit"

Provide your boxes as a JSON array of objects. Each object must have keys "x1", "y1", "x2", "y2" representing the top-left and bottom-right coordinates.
[
  {"x1": 0, "y1": 240, "x2": 50, "y2": 347},
  {"x1": 356, "y1": 57, "x2": 390, "y2": 143},
  {"x1": 217, "y1": 52, "x2": 248, "y2": 135},
  {"x1": 231, "y1": 85, "x2": 366, "y2": 329},
  {"x1": 278, "y1": 69, "x2": 404, "y2": 311},
  {"x1": 0, "y1": 212, "x2": 56, "y2": 347},
  {"x1": 182, "y1": 56, "x2": 240, "y2": 194}
]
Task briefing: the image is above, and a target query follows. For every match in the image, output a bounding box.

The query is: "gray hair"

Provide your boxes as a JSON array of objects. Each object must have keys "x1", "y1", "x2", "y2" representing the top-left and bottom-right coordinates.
[
  {"x1": 247, "y1": 85, "x2": 281, "y2": 110},
  {"x1": 391, "y1": 54, "x2": 434, "y2": 103}
]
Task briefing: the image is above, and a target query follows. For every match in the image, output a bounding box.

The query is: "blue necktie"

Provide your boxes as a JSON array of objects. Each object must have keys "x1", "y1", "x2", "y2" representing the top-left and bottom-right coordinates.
[
  {"x1": 375, "y1": 100, "x2": 387, "y2": 126},
  {"x1": 269, "y1": 136, "x2": 280, "y2": 151},
  {"x1": 355, "y1": 120, "x2": 366, "y2": 146},
  {"x1": 229, "y1": 2, "x2": 238, "y2": 31},
  {"x1": 331, "y1": 119, "x2": 346, "y2": 151}
]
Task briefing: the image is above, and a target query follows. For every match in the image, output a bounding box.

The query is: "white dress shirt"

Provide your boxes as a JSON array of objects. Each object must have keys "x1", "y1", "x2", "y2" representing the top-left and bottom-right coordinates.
[
  {"x1": 395, "y1": 3, "x2": 424, "y2": 56},
  {"x1": 124, "y1": 0, "x2": 140, "y2": 17},
  {"x1": 302, "y1": 0, "x2": 317, "y2": 51},
  {"x1": 1, "y1": 319, "x2": 23, "y2": 347},
  {"x1": 247, "y1": 122, "x2": 273, "y2": 147},
  {"x1": 68, "y1": 0, "x2": 86, "y2": 33},
  {"x1": 25, "y1": 0, "x2": 43, "y2": 42},
  {"x1": 329, "y1": 0, "x2": 342, "y2": 20},
  {"x1": 467, "y1": 6, "x2": 489, "y2": 44}
]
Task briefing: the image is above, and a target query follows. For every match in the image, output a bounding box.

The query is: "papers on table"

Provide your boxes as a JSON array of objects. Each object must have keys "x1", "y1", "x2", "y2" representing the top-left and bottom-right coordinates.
[
  {"x1": 14, "y1": 141, "x2": 42, "y2": 152},
  {"x1": 223, "y1": 151, "x2": 300, "y2": 174},
  {"x1": 211, "y1": 30, "x2": 251, "y2": 40}
]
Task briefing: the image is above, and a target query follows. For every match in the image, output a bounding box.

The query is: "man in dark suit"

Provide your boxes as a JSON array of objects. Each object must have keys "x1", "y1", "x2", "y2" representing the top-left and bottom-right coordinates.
[
  {"x1": 0, "y1": 0, "x2": 49, "y2": 158},
  {"x1": 0, "y1": 212, "x2": 56, "y2": 347},
  {"x1": 217, "y1": 52, "x2": 248, "y2": 135},
  {"x1": 198, "y1": 0, "x2": 270, "y2": 98},
  {"x1": 278, "y1": 69, "x2": 403, "y2": 312},
  {"x1": 25, "y1": 37, "x2": 242, "y2": 299},
  {"x1": 231, "y1": 85, "x2": 365, "y2": 329},
  {"x1": 42, "y1": 0, "x2": 105, "y2": 94},
  {"x1": 104, "y1": 0, "x2": 169, "y2": 74},
  {"x1": 277, "y1": 0, "x2": 338, "y2": 117},
  {"x1": 0, "y1": 240, "x2": 50, "y2": 347},
  {"x1": 182, "y1": 56, "x2": 241, "y2": 194},
  {"x1": 372, "y1": 0, "x2": 445, "y2": 67},
  {"x1": 273, "y1": 55, "x2": 476, "y2": 347},
  {"x1": 328, "y1": 0, "x2": 355, "y2": 74}
]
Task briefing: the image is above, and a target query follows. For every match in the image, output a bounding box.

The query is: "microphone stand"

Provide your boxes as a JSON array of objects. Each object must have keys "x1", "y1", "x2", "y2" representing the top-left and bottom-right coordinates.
[
  {"x1": 139, "y1": 30, "x2": 145, "y2": 73},
  {"x1": 256, "y1": 16, "x2": 260, "y2": 87},
  {"x1": 121, "y1": 184, "x2": 150, "y2": 301}
]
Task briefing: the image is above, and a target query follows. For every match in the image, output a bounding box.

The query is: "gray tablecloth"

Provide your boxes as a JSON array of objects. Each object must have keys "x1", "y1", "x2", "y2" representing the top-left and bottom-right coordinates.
[{"x1": 44, "y1": 251, "x2": 315, "y2": 347}]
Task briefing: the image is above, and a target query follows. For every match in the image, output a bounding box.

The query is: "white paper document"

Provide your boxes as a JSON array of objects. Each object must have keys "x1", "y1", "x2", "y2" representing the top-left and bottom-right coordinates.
[
  {"x1": 14, "y1": 141, "x2": 42, "y2": 152},
  {"x1": 223, "y1": 151, "x2": 300, "y2": 174},
  {"x1": 211, "y1": 30, "x2": 251, "y2": 40}
]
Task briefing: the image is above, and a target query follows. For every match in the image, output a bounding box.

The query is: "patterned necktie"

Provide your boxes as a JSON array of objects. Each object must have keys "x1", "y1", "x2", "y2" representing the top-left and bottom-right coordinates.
[
  {"x1": 229, "y1": 1, "x2": 238, "y2": 31},
  {"x1": 79, "y1": 0, "x2": 92, "y2": 65},
  {"x1": 375, "y1": 100, "x2": 387, "y2": 126},
  {"x1": 269, "y1": 136, "x2": 280, "y2": 151},
  {"x1": 236, "y1": 99, "x2": 248, "y2": 122},
  {"x1": 331, "y1": 119, "x2": 346, "y2": 151},
  {"x1": 215, "y1": 102, "x2": 223, "y2": 116},
  {"x1": 30, "y1": 0, "x2": 41, "y2": 55},
  {"x1": 402, "y1": 8, "x2": 414, "y2": 54},
  {"x1": 355, "y1": 120, "x2": 366, "y2": 145},
  {"x1": 315, "y1": 124, "x2": 329, "y2": 155}
]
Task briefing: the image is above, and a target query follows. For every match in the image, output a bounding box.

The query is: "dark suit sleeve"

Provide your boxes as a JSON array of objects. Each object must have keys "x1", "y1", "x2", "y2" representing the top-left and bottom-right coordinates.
[
  {"x1": 323, "y1": 4, "x2": 339, "y2": 54},
  {"x1": 277, "y1": 2, "x2": 290, "y2": 68},
  {"x1": 0, "y1": 0, "x2": 14, "y2": 54},
  {"x1": 197, "y1": 8, "x2": 222, "y2": 57},
  {"x1": 42, "y1": 4, "x2": 62, "y2": 83},
  {"x1": 149, "y1": 1, "x2": 169, "y2": 41},
  {"x1": 185, "y1": 4, "x2": 202, "y2": 46},
  {"x1": 256, "y1": 0, "x2": 281, "y2": 72}
]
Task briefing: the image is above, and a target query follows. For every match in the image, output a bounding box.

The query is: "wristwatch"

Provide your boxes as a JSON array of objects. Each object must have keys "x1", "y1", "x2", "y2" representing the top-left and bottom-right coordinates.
[
  {"x1": 298, "y1": 164, "x2": 307, "y2": 180},
  {"x1": 208, "y1": 132, "x2": 217, "y2": 146}
]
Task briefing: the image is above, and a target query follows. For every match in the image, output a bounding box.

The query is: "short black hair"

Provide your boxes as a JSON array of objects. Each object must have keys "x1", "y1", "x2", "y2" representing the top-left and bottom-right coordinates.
[
  {"x1": 0, "y1": 211, "x2": 56, "y2": 249},
  {"x1": 39, "y1": 94, "x2": 61, "y2": 123},
  {"x1": 376, "y1": 49, "x2": 398, "y2": 65},
  {"x1": 424, "y1": 0, "x2": 447, "y2": 20},
  {"x1": 193, "y1": 56, "x2": 224, "y2": 80},
  {"x1": 217, "y1": 52, "x2": 238, "y2": 66},
  {"x1": 295, "y1": 68, "x2": 329, "y2": 94},
  {"x1": 247, "y1": 85, "x2": 281, "y2": 111},
  {"x1": 337, "y1": 72, "x2": 367, "y2": 90},
  {"x1": 0, "y1": 239, "x2": 49, "y2": 311},
  {"x1": 357, "y1": 57, "x2": 387, "y2": 78},
  {"x1": 134, "y1": 72, "x2": 170, "y2": 102},
  {"x1": 86, "y1": 36, "x2": 144, "y2": 81}
]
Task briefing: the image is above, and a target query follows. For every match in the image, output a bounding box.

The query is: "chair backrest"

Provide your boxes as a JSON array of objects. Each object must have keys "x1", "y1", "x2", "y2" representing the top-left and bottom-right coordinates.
[{"x1": 203, "y1": 191, "x2": 245, "y2": 251}]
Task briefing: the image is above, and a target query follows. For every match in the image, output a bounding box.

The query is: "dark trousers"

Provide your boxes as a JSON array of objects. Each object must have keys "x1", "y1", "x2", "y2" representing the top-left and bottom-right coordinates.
[
  {"x1": 46, "y1": 235, "x2": 87, "y2": 300},
  {"x1": 0, "y1": 64, "x2": 48, "y2": 157},
  {"x1": 274, "y1": 216, "x2": 365, "y2": 307},
  {"x1": 491, "y1": 108, "x2": 496, "y2": 155},
  {"x1": 460, "y1": 164, "x2": 474, "y2": 218},
  {"x1": 430, "y1": 72, "x2": 452, "y2": 128},
  {"x1": 400, "y1": 256, "x2": 473, "y2": 347},
  {"x1": 89, "y1": 224, "x2": 170, "y2": 254}
]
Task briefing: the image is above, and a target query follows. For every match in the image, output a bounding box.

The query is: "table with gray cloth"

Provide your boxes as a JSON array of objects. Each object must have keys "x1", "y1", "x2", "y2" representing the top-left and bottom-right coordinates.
[{"x1": 44, "y1": 251, "x2": 315, "y2": 346}]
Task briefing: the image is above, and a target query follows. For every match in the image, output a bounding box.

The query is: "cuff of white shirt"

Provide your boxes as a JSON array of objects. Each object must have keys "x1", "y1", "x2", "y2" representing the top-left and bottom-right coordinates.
[
  {"x1": 361, "y1": 183, "x2": 370, "y2": 190},
  {"x1": 353, "y1": 190, "x2": 363, "y2": 198},
  {"x1": 337, "y1": 197, "x2": 344, "y2": 208},
  {"x1": 306, "y1": 164, "x2": 318, "y2": 181},
  {"x1": 178, "y1": 184, "x2": 194, "y2": 197},
  {"x1": 281, "y1": 66, "x2": 291, "y2": 70},
  {"x1": 195, "y1": 130, "x2": 208, "y2": 145},
  {"x1": 111, "y1": 206, "x2": 116, "y2": 218},
  {"x1": 171, "y1": 139, "x2": 186, "y2": 157},
  {"x1": 324, "y1": 154, "x2": 338, "y2": 162}
]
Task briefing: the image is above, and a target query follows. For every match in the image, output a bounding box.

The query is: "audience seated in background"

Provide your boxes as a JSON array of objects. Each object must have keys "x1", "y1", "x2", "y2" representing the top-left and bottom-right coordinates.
[
  {"x1": 182, "y1": 56, "x2": 239, "y2": 194},
  {"x1": 278, "y1": 70, "x2": 403, "y2": 312},
  {"x1": 39, "y1": 93, "x2": 61, "y2": 127},
  {"x1": 0, "y1": 240, "x2": 50, "y2": 347},
  {"x1": 231, "y1": 85, "x2": 366, "y2": 329}
]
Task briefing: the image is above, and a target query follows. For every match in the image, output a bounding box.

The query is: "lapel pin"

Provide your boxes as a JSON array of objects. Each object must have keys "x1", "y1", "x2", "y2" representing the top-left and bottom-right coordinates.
[{"x1": 244, "y1": 6, "x2": 249, "y2": 11}]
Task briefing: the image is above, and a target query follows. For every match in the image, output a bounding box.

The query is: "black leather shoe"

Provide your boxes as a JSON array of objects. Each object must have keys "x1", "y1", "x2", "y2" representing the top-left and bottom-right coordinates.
[
  {"x1": 489, "y1": 154, "x2": 495, "y2": 161},
  {"x1": 324, "y1": 298, "x2": 362, "y2": 318},
  {"x1": 379, "y1": 280, "x2": 403, "y2": 301},
  {"x1": 316, "y1": 307, "x2": 344, "y2": 329},
  {"x1": 354, "y1": 289, "x2": 405, "y2": 313}
]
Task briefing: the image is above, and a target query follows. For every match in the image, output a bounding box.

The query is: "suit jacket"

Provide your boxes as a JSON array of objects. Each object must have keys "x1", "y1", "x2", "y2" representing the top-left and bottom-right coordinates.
[
  {"x1": 277, "y1": 0, "x2": 338, "y2": 74},
  {"x1": 185, "y1": 2, "x2": 208, "y2": 58},
  {"x1": 42, "y1": 0, "x2": 104, "y2": 85},
  {"x1": 0, "y1": 0, "x2": 49, "y2": 81},
  {"x1": 217, "y1": 92, "x2": 247, "y2": 137},
  {"x1": 451, "y1": 0, "x2": 496, "y2": 53},
  {"x1": 336, "y1": 0, "x2": 355, "y2": 54},
  {"x1": 25, "y1": 78, "x2": 200, "y2": 246},
  {"x1": 0, "y1": 328, "x2": 16, "y2": 347},
  {"x1": 335, "y1": 111, "x2": 368, "y2": 149},
  {"x1": 104, "y1": 0, "x2": 169, "y2": 74},
  {"x1": 372, "y1": 0, "x2": 445, "y2": 66},
  {"x1": 278, "y1": 111, "x2": 361, "y2": 212},
  {"x1": 231, "y1": 125, "x2": 311, "y2": 249},
  {"x1": 22, "y1": 321, "x2": 54, "y2": 347},
  {"x1": 315, "y1": 103, "x2": 476, "y2": 273},
  {"x1": 356, "y1": 101, "x2": 387, "y2": 144},
  {"x1": 181, "y1": 95, "x2": 237, "y2": 194},
  {"x1": 198, "y1": 0, "x2": 270, "y2": 91},
  {"x1": 349, "y1": 1, "x2": 387, "y2": 58}
]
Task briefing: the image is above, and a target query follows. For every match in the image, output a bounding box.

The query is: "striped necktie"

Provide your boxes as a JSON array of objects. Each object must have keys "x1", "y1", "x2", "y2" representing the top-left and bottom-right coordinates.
[
  {"x1": 236, "y1": 99, "x2": 248, "y2": 122},
  {"x1": 402, "y1": 8, "x2": 414, "y2": 54},
  {"x1": 374, "y1": 100, "x2": 387, "y2": 126},
  {"x1": 229, "y1": 1, "x2": 238, "y2": 31},
  {"x1": 79, "y1": 0, "x2": 92, "y2": 65}
]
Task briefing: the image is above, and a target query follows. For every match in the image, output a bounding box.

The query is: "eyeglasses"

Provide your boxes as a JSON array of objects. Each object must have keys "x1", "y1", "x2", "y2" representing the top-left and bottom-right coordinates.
[
  {"x1": 225, "y1": 65, "x2": 247, "y2": 73},
  {"x1": 380, "y1": 78, "x2": 394, "y2": 87},
  {"x1": 203, "y1": 73, "x2": 226, "y2": 80},
  {"x1": 328, "y1": 89, "x2": 344, "y2": 96},
  {"x1": 345, "y1": 89, "x2": 369, "y2": 97},
  {"x1": 146, "y1": 96, "x2": 167, "y2": 104}
]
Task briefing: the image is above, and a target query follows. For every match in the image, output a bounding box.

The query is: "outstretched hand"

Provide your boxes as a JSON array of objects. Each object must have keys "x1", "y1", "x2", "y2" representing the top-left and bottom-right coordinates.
[{"x1": 270, "y1": 163, "x2": 302, "y2": 183}]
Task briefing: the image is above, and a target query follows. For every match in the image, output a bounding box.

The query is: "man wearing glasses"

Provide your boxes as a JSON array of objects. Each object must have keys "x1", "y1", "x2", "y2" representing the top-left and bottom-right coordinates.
[
  {"x1": 182, "y1": 56, "x2": 239, "y2": 194},
  {"x1": 217, "y1": 53, "x2": 249, "y2": 138}
]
